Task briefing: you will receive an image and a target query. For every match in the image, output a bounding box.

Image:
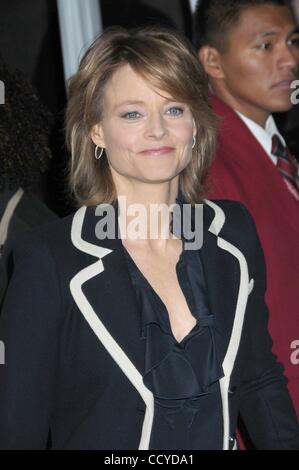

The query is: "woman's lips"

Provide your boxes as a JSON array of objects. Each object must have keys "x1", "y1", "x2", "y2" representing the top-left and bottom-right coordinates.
[{"x1": 140, "y1": 146, "x2": 174, "y2": 156}]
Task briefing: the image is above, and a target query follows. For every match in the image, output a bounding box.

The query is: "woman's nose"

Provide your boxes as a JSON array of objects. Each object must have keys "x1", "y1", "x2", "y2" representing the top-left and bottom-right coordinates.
[{"x1": 145, "y1": 113, "x2": 168, "y2": 140}]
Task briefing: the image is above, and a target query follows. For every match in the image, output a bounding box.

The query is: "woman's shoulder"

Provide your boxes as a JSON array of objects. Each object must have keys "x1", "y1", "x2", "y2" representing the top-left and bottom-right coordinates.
[
  {"x1": 10, "y1": 208, "x2": 86, "y2": 272},
  {"x1": 204, "y1": 198, "x2": 252, "y2": 218},
  {"x1": 12, "y1": 209, "x2": 76, "y2": 254},
  {"x1": 203, "y1": 198, "x2": 261, "y2": 262},
  {"x1": 204, "y1": 198, "x2": 256, "y2": 234}
]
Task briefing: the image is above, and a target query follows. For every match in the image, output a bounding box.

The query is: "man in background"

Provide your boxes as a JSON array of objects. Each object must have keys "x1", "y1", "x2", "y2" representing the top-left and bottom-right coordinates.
[{"x1": 195, "y1": 0, "x2": 299, "y2": 423}]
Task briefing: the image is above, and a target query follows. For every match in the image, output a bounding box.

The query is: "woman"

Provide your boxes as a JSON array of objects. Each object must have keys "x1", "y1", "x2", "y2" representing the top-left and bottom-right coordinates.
[{"x1": 0, "y1": 27, "x2": 298, "y2": 450}]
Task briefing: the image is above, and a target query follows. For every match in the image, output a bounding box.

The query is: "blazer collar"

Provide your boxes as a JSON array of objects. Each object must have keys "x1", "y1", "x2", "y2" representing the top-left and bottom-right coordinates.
[{"x1": 71, "y1": 203, "x2": 145, "y2": 369}]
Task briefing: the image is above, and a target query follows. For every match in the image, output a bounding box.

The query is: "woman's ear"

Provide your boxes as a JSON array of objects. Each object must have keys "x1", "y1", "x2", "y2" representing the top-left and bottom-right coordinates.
[
  {"x1": 90, "y1": 123, "x2": 105, "y2": 148},
  {"x1": 198, "y1": 46, "x2": 224, "y2": 80}
]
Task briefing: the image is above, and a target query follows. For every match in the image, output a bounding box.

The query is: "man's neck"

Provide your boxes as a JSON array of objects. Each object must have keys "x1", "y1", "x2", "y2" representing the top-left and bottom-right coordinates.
[{"x1": 212, "y1": 87, "x2": 269, "y2": 128}]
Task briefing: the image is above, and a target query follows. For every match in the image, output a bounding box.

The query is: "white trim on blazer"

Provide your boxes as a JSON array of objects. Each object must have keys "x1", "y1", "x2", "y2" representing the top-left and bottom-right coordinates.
[
  {"x1": 206, "y1": 200, "x2": 253, "y2": 450},
  {"x1": 69, "y1": 201, "x2": 254, "y2": 450},
  {"x1": 69, "y1": 206, "x2": 154, "y2": 450}
]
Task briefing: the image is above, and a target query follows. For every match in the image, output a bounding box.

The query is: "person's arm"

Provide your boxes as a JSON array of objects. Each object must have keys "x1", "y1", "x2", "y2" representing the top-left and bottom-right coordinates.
[
  {"x1": 238, "y1": 205, "x2": 299, "y2": 449},
  {"x1": 0, "y1": 230, "x2": 62, "y2": 449}
]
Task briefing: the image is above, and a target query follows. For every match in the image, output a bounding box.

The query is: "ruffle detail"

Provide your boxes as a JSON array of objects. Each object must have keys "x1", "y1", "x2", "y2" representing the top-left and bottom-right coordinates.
[
  {"x1": 142, "y1": 317, "x2": 224, "y2": 399},
  {"x1": 123, "y1": 240, "x2": 224, "y2": 400}
]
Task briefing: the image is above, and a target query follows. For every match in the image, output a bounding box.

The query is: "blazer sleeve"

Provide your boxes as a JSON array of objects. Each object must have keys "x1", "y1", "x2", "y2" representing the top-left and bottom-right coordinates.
[
  {"x1": 0, "y1": 230, "x2": 62, "y2": 449},
  {"x1": 237, "y1": 204, "x2": 299, "y2": 449}
]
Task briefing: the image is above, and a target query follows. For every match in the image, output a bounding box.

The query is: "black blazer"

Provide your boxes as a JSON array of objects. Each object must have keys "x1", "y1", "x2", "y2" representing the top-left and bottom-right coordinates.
[
  {"x1": 0, "y1": 199, "x2": 298, "y2": 449},
  {"x1": 0, "y1": 190, "x2": 57, "y2": 306}
]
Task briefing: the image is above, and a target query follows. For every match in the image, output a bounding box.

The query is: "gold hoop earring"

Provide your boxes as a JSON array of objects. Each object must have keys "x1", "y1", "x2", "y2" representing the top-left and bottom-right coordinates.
[
  {"x1": 192, "y1": 136, "x2": 196, "y2": 149},
  {"x1": 95, "y1": 145, "x2": 104, "y2": 160}
]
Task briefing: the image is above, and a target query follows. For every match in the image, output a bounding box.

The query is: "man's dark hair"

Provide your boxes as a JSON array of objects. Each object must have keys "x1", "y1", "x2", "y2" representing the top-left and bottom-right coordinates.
[{"x1": 193, "y1": 0, "x2": 293, "y2": 51}]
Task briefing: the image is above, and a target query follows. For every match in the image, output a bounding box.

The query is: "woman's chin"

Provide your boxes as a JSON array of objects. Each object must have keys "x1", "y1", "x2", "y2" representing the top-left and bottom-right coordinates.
[{"x1": 137, "y1": 171, "x2": 180, "y2": 184}]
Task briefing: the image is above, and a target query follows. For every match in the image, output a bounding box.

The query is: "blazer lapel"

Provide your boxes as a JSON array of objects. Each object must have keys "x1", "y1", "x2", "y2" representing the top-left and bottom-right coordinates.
[
  {"x1": 69, "y1": 205, "x2": 154, "y2": 450},
  {"x1": 70, "y1": 204, "x2": 146, "y2": 374},
  {"x1": 201, "y1": 199, "x2": 251, "y2": 449},
  {"x1": 84, "y1": 246, "x2": 146, "y2": 374},
  {"x1": 199, "y1": 203, "x2": 240, "y2": 362}
]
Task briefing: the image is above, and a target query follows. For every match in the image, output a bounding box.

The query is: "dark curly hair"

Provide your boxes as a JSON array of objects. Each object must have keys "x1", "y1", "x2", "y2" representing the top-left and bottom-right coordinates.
[{"x1": 0, "y1": 57, "x2": 53, "y2": 191}]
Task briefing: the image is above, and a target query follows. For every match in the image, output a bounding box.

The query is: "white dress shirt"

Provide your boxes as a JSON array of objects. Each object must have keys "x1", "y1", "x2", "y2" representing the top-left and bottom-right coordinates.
[
  {"x1": 236, "y1": 111, "x2": 299, "y2": 200},
  {"x1": 236, "y1": 111, "x2": 286, "y2": 165}
]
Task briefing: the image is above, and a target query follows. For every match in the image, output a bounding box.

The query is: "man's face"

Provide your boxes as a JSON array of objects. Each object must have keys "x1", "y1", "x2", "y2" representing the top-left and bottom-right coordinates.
[{"x1": 217, "y1": 5, "x2": 299, "y2": 119}]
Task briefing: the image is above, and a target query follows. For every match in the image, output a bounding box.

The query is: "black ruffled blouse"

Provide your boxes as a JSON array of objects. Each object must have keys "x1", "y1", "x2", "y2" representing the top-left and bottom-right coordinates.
[{"x1": 122, "y1": 224, "x2": 224, "y2": 449}]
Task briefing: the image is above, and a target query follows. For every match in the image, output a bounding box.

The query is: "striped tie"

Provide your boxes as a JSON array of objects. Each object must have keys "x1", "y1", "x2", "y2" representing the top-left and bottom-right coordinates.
[{"x1": 271, "y1": 134, "x2": 299, "y2": 196}]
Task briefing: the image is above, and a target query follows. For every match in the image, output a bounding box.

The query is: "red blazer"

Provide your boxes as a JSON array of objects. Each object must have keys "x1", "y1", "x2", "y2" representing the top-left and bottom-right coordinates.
[{"x1": 208, "y1": 95, "x2": 299, "y2": 417}]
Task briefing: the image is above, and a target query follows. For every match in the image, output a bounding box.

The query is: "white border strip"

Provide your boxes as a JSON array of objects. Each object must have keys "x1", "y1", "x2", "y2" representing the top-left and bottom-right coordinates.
[
  {"x1": 206, "y1": 200, "x2": 250, "y2": 450},
  {"x1": 69, "y1": 206, "x2": 154, "y2": 449}
]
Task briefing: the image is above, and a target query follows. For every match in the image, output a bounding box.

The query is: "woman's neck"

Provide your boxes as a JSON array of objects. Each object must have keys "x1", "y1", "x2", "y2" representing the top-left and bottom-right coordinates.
[{"x1": 113, "y1": 177, "x2": 180, "y2": 249}]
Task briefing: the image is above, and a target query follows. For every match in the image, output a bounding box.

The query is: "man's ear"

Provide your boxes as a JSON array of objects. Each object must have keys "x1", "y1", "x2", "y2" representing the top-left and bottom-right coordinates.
[
  {"x1": 90, "y1": 123, "x2": 105, "y2": 148},
  {"x1": 198, "y1": 46, "x2": 224, "y2": 80}
]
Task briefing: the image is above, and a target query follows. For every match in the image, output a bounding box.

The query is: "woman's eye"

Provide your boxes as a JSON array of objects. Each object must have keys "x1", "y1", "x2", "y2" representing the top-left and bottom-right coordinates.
[
  {"x1": 166, "y1": 106, "x2": 184, "y2": 116},
  {"x1": 121, "y1": 111, "x2": 141, "y2": 120},
  {"x1": 259, "y1": 42, "x2": 272, "y2": 50}
]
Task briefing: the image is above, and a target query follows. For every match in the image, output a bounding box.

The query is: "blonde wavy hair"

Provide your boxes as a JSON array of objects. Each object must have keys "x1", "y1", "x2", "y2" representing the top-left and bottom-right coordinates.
[{"x1": 66, "y1": 26, "x2": 217, "y2": 206}]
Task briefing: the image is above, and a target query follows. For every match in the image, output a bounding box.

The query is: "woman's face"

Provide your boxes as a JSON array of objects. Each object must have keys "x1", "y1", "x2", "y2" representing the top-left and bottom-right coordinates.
[{"x1": 91, "y1": 64, "x2": 196, "y2": 187}]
